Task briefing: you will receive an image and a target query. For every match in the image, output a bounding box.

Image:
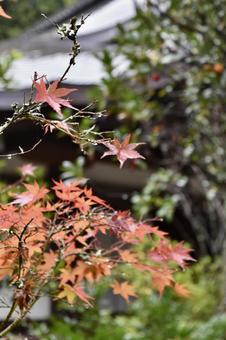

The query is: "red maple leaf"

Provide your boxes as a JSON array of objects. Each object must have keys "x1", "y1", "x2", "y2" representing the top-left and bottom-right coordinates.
[
  {"x1": 169, "y1": 242, "x2": 195, "y2": 268},
  {"x1": 34, "y1": 78, "x2": 76, "y2": 117},
  {"x1": 111, "y1": 281, "x2": 137, "y2": 301},
  {"x1": 0, "y1": 6, "x2": 11, "y2": 19},
  {"x1": 149, "y1": 240, "x2": 194, "y2": 269},
  {"x1": 100, "y1": 134, "x2": 145, "y2": 168}
]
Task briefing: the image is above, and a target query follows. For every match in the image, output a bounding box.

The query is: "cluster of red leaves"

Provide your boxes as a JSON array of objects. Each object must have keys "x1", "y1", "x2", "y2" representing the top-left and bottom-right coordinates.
[{"x1": 0, "y1": 174, "x2": 193, "y2": 311}]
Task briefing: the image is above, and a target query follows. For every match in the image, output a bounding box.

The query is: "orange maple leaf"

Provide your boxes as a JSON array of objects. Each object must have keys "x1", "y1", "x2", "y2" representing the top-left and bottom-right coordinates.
[
  {"x1": 111, "y1": 281, "x2": 137, "y2": 302},
  {"x1": 150, "y1": 268, "x2": 173, "y2": 295},
  {"x1": 52, "y1": 179, "x2": 81, "y2": 201},
  {"x1": 0, "y1": 6, "x2": 11, "y2": 19},
  {"x1": 174, "y1": 283, "x2": 191, "y2": 298},
  {"x1": 38, "y1": 251, "x2": 57, "y2": 274},
  {"x1": 0, "y1": 205, "x2": 19, "y2": 229},
  {"x1": 12, "y1": 182, "x2": 49, "y2": 206},
  {"x1": 100, "y1": 134, "x2": 145, "y2": 168},
  {"x1": 34, "y1": 78, "x2": 76, "y2": 117},
  {"x1": 60, "y1": 267, "x2": 77, "y2": 285},
  {"x1": 119, "y1": 250, "x2": 137, "y2": 263}
]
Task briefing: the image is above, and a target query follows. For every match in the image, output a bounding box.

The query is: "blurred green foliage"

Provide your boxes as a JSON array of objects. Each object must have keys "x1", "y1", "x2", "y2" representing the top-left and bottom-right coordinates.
[
  {"x1": 28, "y1": 258, "x2": 226, "y2": 340},
  {"x1": 0, "y1": 49, "x2": 21, "y2": 88},
  {"x1": 0, "y1": 0, "x2": 75, "y2": 40},
  {"x1": 90, "y1": 0, "x2": 226, "y2": 256}
]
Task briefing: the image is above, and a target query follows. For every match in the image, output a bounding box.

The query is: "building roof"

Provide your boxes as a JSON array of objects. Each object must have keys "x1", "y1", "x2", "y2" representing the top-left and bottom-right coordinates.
[{"x1": 0, "y1": 0, "x2": 145, "y2": 109}]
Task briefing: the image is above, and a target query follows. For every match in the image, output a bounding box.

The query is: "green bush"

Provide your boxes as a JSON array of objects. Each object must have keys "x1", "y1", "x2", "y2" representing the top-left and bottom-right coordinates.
[{"x1": 29, "y1": 258, "x2": 226, "y2": 340}]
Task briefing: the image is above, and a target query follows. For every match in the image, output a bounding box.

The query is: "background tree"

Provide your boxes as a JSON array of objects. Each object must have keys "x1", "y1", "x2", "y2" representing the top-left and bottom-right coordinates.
[{"x1": 92, "y1": 0, "x2": 226, "y2": 257}]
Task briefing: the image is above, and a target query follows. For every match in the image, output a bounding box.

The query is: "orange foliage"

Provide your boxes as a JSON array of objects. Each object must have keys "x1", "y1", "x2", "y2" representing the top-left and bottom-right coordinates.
[{"x1": 0, "y1": 176, "x2": 193, "y2": 307}]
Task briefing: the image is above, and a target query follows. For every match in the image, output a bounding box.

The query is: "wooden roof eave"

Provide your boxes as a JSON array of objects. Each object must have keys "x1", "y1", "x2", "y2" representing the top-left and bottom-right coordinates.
[
  {"x1": 24, "y1": 0, "x2": 114, "y2": 36},
  {"x1": 0, "y1": 24, "x2": 118, "y2": 56}
]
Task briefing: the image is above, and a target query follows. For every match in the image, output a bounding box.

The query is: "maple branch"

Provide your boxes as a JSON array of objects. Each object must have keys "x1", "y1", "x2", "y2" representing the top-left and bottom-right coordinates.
[
  {"x1": 0, "y1": 300, "x2": 17, "y2": 332},
  {"x1": 58, "y1": 15, "x2": 89, "y2": 83},
  {"x1": 0, "y1": 278, "x2": 47, "y2": 337},
  {"x1": 0, "y1": 138, "x2": 42, "y2": 159},
  {"x1": 16, "y1": 219, "x2": 34, "y2": 281},
  {"x1": 0, "y1": 15, "x2": 105, "y2": 156}
]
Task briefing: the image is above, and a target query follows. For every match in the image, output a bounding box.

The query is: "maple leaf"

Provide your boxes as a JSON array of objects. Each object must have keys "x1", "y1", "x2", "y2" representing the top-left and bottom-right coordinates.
[
  {"x1": 52, "y1": 179, "x2": 81, "y2": 201},
  {"x1": 150, "y1": 268, "x2": 173, "y2": 295},
  {"x1": 83, "y1": 188, "x2": 109, "y2": 207},
  {"x1": 149, "y1": 226, "x2": 168, "y2": 238},
  {"x1": 0, "y1": 6, "x2": 11, "y2": 19},
  {"x1": 119, "y1": 250, "x2": 137, "y2": 263},
  {"x1": 74, "y1": 285, "x2": 94, "y2": 306},
  {"x1": 34, "y1": 78, "x2": 76, "y2": 117},
  {"x1": 100, "y1": 134, "x2": 145, "y2": 168},
  {"x1": 169, "y1": 242, "x2": 195, "y2": 269},
  {"x1": 60, "y1": 267, "x2": 76, "y2": 285},
  {"x1": 12, "y1": 182, "x2": 49, "y2": 206},
  {"x1": 18, "y1": 163, "x2": 37, "y2": 177},
  {"x1": 57, "y1": 284, "x2": 77, "y2": 304},
  {"x1": 111, "y1": 281, "x2": 137, "y2": 302},
  {"x1": 58, "y1": 284, "x2": 93, "y2": 306},
  {"x1": 174, "y1": 283, "x2": 191, "y2": 298},
  {"x1": 0, "y1": 205, "x2": 19, "y2": 229},
  {"x1": 38, "y1": 251, "x2": 57, "y2": 274},
  {"x1": 149, "y1": 240, "x2": 194, "y2": 269}
]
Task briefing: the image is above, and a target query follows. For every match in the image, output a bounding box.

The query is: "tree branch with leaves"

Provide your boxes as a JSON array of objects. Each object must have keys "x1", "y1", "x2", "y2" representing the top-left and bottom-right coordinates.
[{"x1": 0, "y1": 6, "x2": 193, "y2": 336}]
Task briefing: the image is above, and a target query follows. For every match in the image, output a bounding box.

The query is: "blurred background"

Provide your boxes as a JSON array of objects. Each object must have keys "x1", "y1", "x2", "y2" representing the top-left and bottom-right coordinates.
[{"x1": 1, "y1": 0, "x2": 226, "y2": 339}]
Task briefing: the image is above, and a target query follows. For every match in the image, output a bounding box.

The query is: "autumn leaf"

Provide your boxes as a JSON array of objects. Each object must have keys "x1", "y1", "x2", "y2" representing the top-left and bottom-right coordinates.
[
  {"x1": 149, "y1": 240, "x2": 194, "y2": 269},
  {"x1": 100, "y1": 134, "x2": 145, "y2": 168},
  {"x1": 150, "y1": 268, "x2": 173, "y2": 295},
  {"x1": 74, "y1": 285, "x2": 94, "y2": 306},
  {"x1": 58, "y1": 284, "x2": 93, "y2": 306},
  {"x1": 12, "y1": 182, "x2": 49, "y2": 206},
  {"x1": 0, "y1": 205, "x2": 19, "y2": 229},
  {"x1": 52, "y1": 179, "x2": 81, "y2": 201},
  {"x1": 38, "y1": 251, "x2": 57, "y2": 274},
  {"x1": 0, "y1": 6, "x2": 11, "y2": 19},
  {"x1": 59, "y1": 267, "x2": 76, "y2": 285},
  {"x1": 174, "y1": 283, "x2": 191, "y2": 298},
  {"x1": 111, "y1": 281, "x2": 137, "y2": 301},
  {"x1": 149, "y1": 226, "x2": 168, "y2": 238},
  {"x1": 119, "y1": 250, "x2": 138, "y2": 263},
  {"x1": 169, "y1": 242, "x2": 195, "y2": 268},
  {"x1": 34, "y1": 77, "x2": 76, "y2": 117},
  {"x1": 83, "y1": 187, "x2": 109, "y2": 207},
  {"x1": 18, "y1": 163, "x2": 37, "y2": 177},
  {"x1": 57, "y1": 284, "x2": 77, "y2": 304}
]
